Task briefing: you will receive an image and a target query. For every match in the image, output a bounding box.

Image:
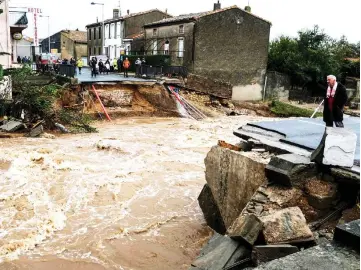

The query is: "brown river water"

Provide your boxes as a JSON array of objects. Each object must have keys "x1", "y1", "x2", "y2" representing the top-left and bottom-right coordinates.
[{"x1": 0, "y1": 116, "x2": 265, "y2": 270}]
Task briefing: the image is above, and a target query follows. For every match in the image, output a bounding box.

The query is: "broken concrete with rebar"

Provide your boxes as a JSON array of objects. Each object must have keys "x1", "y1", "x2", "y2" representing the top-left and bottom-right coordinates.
[{"x1": 192, "y1": 119, "x2": 360, "y2": 269}]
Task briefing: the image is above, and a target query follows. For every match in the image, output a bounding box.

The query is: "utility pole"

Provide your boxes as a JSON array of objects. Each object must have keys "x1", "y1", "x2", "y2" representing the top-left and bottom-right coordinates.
[
  {"x1": 40, "y1": 15, "x2": 50, "y2": 53},
  {"x1": 91, "y1": 2, "x2": 105, "y2": 54}
]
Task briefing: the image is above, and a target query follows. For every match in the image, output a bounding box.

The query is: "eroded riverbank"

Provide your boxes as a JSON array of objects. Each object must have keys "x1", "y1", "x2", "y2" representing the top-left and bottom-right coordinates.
[{"x1": 0, "y1": 116, "x2": 267, "y2": 269}]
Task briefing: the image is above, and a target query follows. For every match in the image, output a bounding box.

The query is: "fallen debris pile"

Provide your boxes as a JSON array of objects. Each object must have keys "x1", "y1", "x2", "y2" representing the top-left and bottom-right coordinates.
[{"x1": 192, "y1": 131, "x2": 360, "y2": 269}]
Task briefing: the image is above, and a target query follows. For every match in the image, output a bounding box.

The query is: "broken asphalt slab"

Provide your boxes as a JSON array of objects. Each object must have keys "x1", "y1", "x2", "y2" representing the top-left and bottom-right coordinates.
[
  {"x1": 265, "y1": 153, "x2": 316, "y2": 187},
  {"x1": 252, "y1": 244, "x2": 299, "y2": 266},
  {"x1": 234, "y1": 117, "x2": 360, "y2": 165},
  {"x1": 254, "y1": 243, "x2": 360, "y2": 270},
  {"x1": 0, "y1": 120, "x2": 24, "y2": 132},
  {"x1": 333, "y1": 219, "x2": 360, "y2": 251},
  {"x1": 190, "y1": 233, "x2": 251, "y2": 270}
]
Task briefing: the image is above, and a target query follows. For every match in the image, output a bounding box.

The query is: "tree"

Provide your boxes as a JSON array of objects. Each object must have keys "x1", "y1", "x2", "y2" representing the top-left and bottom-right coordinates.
[{"x1": 268, "y1": 25, "x2": 360, "y2": 87}]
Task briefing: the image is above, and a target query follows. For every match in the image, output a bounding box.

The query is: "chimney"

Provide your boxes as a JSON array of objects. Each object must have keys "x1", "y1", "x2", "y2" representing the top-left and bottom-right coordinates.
[
  {"x1": 127, "y1": 9, "x2": 130, "y2": 15},
  {"x1": 96, "y1": 17, "x2": 99, "y2": 23},
  {"x1": 213, "y1": 0, "x2": 221, "y2": 11},
  {"x1": 113, "y1": 8, "x2": 120, "y2": 18}
]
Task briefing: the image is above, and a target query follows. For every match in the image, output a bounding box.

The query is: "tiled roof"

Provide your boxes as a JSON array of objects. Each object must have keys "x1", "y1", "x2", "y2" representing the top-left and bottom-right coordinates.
[
  {"x1": 144, "y1": 5, "x2": 271, "y2": 27},
  {"x1": 62, "y1": 30, "x2": 87, "y2": 43},
  {"x1": 86, "y1": 9, "x2": 170, "y2": 28},
  {"x1": 125, "y1": 32, "x2": 145, "y2": 39}
]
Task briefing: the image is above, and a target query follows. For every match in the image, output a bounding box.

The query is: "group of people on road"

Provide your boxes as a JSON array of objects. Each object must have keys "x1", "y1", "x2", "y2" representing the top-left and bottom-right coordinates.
[
  {"x1": 17, "y1": 56, "x2": 31, "y2": 64},
  {"x1": 88, "y1": 56, "x2": 145, "y2": 78}
]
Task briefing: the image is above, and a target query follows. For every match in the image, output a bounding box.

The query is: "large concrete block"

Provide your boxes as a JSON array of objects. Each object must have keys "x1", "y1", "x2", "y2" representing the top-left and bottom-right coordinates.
[
  {"x1": 198, "y1": 184, "x2": 226, "y2": 234},
  {"x1": 227, "y1": 214, "x2": 262, "y2": 245},
  {"x1": 334, "y1": 219, "x2": 360, "y2": 251},
  {"x1": 265, "y1": 154, "x2": 316, "y2": 187},
  {"x1": 260, "y1": 207, "x2": 314, "y2": 244},
  {"x1": 311, "y1": 128, "x2": 357, "y2": 168},
  {"x1": 305, "y1": 179, "x2": 339, "y2": 210},
  {"x1": 205, "y1": 146, "x2": 267, "y2": 228},
  {"x1": 252, "y1": 244, "x2": 299, "y2": 266},
  {"x1": 190, "y1": 233, "x2": 250, "y2": 270}
]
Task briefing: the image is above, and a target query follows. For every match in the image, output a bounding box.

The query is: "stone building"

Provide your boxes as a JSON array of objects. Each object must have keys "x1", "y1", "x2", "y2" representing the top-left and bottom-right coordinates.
[
  {"x1": 144, "y1": 4, "x2": 271, "y2": 101},
  {"x1": 40, "y1": 30, "x2": 87, "y2": 60},
  {"x1": 86, "y1": 9, "x2": 170, "y2": 59}
]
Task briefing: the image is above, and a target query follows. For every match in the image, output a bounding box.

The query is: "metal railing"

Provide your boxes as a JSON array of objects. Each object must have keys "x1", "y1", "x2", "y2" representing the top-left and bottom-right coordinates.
[
  {"x1": 31, "y1": 63, "x2": 76, "y2": 77},
  {"x1": 136, "y1": 65, "x2": 187, "y2": 78}
]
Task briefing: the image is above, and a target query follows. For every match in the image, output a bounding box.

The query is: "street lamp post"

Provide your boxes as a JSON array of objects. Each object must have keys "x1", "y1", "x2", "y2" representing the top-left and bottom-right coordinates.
[
  {"x1": 39, "y1": 15, "x2": 50, "y2": 53},
  {"x1": 91, "y1": 2, "x2": 104, "y2": 54}
]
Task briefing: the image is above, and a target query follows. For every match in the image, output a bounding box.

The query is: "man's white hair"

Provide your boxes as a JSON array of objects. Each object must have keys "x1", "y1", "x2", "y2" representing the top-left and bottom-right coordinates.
[{"x1": 327, "y1": 75, "x2": 337, "y2": 80}]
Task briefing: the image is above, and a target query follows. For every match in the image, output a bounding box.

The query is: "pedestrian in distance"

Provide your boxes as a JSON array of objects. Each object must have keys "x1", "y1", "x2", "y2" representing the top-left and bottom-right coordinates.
[
  {"x1": 105, "y1": 59, "x2": 111, "y2": 75},
  {"x1": 113, "y1": 58, "x2": 118, "y2": 71},
  {"x1": 90, "y1": 57, "x2": 97, "y2": 78},
  {"x1": 117, "y1": 57, "x2": 122, "y2": 73},
  {"x1": 323, "y1": 75, "x2": 348, "y2": 128},
  {"x1": 135, "y1": 58, "x2": 141, "y2": 76},
  {"x1": 98, "y1": 59, "x2": 105, "y2": 75},
  {"x1": 17, "y1": 56, "x2": 21, "y2": 64},
  {"x1": 76, "y1": 58, "x2": 83, "y2": 75},
  {"x1": 123, "y1": 57, "x2": 130, "y2": 78}
]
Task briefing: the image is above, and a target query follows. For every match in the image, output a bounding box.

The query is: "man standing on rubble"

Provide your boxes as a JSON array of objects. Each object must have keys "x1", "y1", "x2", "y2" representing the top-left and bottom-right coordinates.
[{"x1": 323, "y1": 75, "x2": 348, "y2": 127}]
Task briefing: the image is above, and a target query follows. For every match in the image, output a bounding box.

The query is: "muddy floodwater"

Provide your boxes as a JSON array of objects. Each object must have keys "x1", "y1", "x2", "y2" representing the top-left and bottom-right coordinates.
[{"x1": 0, "y1": 116, "x2": 264, "y2": 270}]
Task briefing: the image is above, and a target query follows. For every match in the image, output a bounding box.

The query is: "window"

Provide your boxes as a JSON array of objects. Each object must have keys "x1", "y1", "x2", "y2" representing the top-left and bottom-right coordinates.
[
  {"x1": 110, "y1": 23, "x2": 115, "y2": 39},
  {"x1": 88, "y1": 29, "x2": 92, "y2": 40},
  {"x1": 99, "y1": 27, "x2": 102, "y2": 39},
  {"x1": 178, "y1": 38, "x2": 184, "y2": 57},
  {"x1": 89, "y1": 47, "x2": 92, "y2": 56},
  {"x1": 105, "y1": 24, "x2": 109, "y2": 39},
  {"x1": 164, "y1": 40, "x2": 170, "y2": 55},
  {"x1": 153, "y1": 28, "x2": 158, "y2": 37},
  {"x1": 93, "y1": 28, "x2": 96, "y2": 40},
  {"x1": 179, "y1": 25, "x2": 184, "y2": 34},
  {"x1": 117, "y1": 22, "x2": 121, "y2": 37},
  {"x1": 104, "y1": 46, "x2": 109, "y2": 56},
  {"x1": 152, "y1": 40, "x2": 157, "y2": 55}
]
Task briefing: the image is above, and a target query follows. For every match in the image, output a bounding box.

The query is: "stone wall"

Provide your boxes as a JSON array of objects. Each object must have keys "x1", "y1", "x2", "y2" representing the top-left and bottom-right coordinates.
[
  {"x1": 265, "y1": 71, "x2": 290, "y2": 101},
  {"x1": 74, "y1": 43, "x2": 88, "y2": 59},
  {"x1": 144, "y1": 22, "x2": 195, "y2": 67},
  {"x1": 194, "y1": 8, "x2": 271, "y2": 101},
  {"x1": 204, "y1": 146, "x2": 267, "y2": 228},
  {"x1": 185, "y1": 73, "x2": 232, "y2": 98}
]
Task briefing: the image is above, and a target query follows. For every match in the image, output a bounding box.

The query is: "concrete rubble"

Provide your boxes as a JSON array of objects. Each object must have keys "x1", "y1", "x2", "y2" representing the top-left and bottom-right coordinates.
[
  {"x1": 311, "y1": 127, "x2": 357, "y2": 168},
  {"x1": 193, "y1": 120, "x2": 360, "y2": 269},
  {"x1": 0, "y1": 120, "x2": 24, "y2": 132}
]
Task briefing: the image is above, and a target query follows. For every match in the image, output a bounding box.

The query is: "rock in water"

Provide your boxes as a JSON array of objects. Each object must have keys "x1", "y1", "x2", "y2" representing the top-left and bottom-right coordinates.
[
  {"x1": 311, "y1": 127, "x2": 357, "y2": 168},
  {"x1": 198, "y1": 184, "x2": 226, "y2": 234},
  {"x1": 29, "y1": 124, "x2": 44, "y2": 137},
  {"x1": 55, "y1": 123, "x2": 70, "y2": 133},
  {"x1": 260, "y1": 207, "x2": 314, "y2": 244}
]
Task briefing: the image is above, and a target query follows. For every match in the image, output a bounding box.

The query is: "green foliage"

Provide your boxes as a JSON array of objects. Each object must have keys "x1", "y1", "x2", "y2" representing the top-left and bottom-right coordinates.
[
  {"x1": 270, "y1": 100, "x2": 322, "y2": 118},
  {"x1": 268, "y1": 25, "x2": 360, "y2": 85},
  {"x1": 0, "y1": 64, "x2": 3, "y2": 81},
  {"x1": 58, "y1": 109, "x2": 97, "y2": 133}
]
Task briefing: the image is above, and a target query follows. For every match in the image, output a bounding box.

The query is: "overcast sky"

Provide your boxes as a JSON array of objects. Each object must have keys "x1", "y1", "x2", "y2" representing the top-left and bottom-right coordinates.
[{"x1": 9, "y1": 0, "x2": 360, "y2": 43}]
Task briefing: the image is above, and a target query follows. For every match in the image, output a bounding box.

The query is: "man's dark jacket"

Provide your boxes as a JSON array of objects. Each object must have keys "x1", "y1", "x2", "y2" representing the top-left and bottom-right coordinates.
[{"x1": 323, "y1": 83, "x2": 348, "y2": 122}]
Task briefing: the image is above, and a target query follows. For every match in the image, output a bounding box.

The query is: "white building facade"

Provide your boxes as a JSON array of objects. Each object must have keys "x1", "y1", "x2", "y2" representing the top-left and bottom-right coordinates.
[{"x1": 0, "y1": 0, "x2": 11, "y2": 68}]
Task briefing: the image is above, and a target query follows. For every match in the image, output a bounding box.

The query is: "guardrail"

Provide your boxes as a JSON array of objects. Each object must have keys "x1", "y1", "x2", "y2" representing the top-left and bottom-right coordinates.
[{"x1": 136, "y1": 65, "x2": 187, "y2": 78}]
